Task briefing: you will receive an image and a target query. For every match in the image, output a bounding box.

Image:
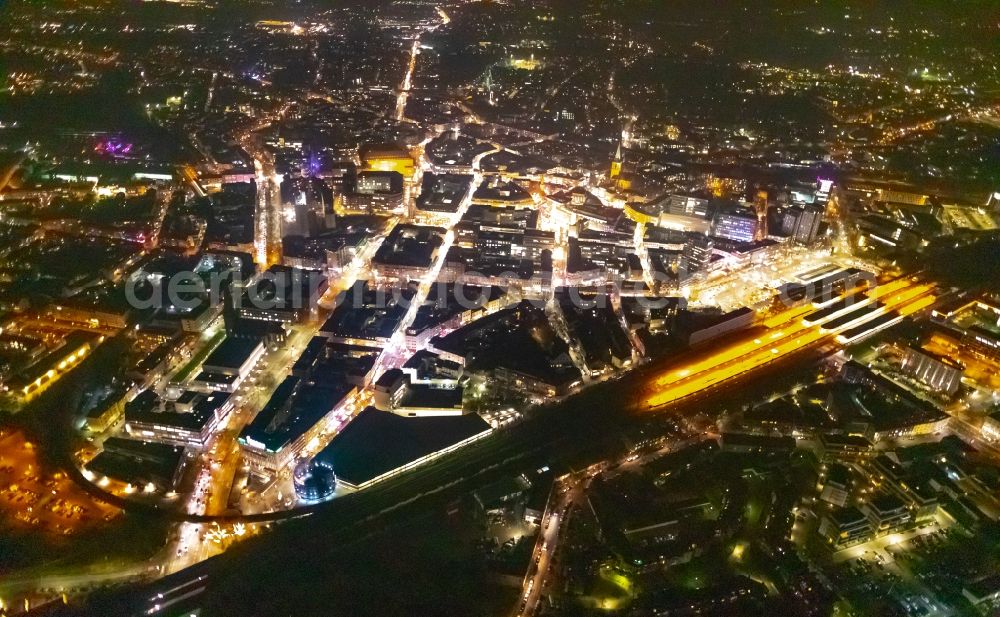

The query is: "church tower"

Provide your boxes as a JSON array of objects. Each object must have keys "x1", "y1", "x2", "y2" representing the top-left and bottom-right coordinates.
[{"x1": 610, "y1": 141, "x2": 623, "y2": 179}]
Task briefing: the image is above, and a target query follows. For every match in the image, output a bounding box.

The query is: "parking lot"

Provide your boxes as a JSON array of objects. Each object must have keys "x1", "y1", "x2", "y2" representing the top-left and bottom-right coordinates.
[{"x1": 0, "y1": 428, "x2": 120, "y2": 538}]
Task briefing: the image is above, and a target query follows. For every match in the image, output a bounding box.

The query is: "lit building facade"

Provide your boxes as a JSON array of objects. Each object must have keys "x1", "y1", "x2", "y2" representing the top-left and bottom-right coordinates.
[{"x1": 711, "y1": 210, "x2": 758, "y2": 243}]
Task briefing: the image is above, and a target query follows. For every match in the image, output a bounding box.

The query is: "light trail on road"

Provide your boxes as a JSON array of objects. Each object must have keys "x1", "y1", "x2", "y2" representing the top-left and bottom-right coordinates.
[{"x1": 395, "y1": 37, "x2": 419, "y2": 121}]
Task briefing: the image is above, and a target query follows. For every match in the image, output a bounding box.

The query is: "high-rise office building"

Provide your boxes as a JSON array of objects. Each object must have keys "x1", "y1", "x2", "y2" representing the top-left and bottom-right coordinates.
[
  {"x1": 680, "y1": 233, "x2": 714, "y2": 280},
  {"x1": 711, "y1": 209, "x2": 758, "y2": 243},
  {"x1": 753, "y1": 190, "x2": 769, "y2": 241},
  {"x1": 783, "y1": 204, "x2": 825, "y2": 244},
  {"x1": 795, "y1": 204, "x2": 824, "y2": 244}
]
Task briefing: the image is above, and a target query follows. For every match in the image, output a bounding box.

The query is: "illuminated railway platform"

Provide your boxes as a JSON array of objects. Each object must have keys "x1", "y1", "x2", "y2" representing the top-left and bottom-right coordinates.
[{"x1": 640, "y1": 277, "x2": 936, "y2": 410}]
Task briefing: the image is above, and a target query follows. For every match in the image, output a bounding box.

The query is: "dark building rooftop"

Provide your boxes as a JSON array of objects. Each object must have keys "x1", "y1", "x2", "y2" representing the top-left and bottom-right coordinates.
[
  {"x1": 372, "y1": 224, "x2": 445, "y2": 269},
  {"x1": 320, "y1": 281, "x2": 416, "y2": 343},
  {"x1": 416, "y1": 173, "x2": 473, "y2": 213},
  {"x1": 86, "y1": 437, "x2": 186, "y2": 490},
  {"x1": 239, "y1": 377, "x2": 354, "y2": 454},
  {"x1": 314, "y1": 407, "x2": 490, "y2": 488},
  {"x1": 202, "y1": 337, "x2": 262, "y2": 372}
]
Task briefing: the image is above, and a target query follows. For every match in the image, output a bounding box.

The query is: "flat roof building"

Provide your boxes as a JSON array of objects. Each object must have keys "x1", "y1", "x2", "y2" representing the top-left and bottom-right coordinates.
[
  {"x1": 343, "y1": 171, "x2": 405, "y2": 215},
  {"x1": 862, "y1": 494, "x2": 912, "y2": 533},
  {"x1": 373, "y1": 366, "x2": 465, "y2": 417},
  {"x1": 239, "y1": 377, "x2": 356, "y2": 475},
  {"x1": 416, "y1": 173, "x2": 473, "y2": 214},
  {"x1": 192, "y1": 337, "x2": 265, "y2": 393},
  {"x1": 236, "y1": 265, "x2": 328, "y2": 324},
  {"x1": 471, "y1": 178, "x2": 534, "y2": 209},
  {"x1": 86, "y1": 437, "x2": 188, "y2": 493},
  {"x1": 430, "y1": 301, "x2": 583, "y2": 397},
  {"x1": 819, "y1": 506, "x2": 872, "y2": 548},
  {"x1": 312, "y1": 407, "x2": 491, "y2": 490},
  {"x1": 124, "y1": 391, "x2": 233, "y2": 448},
  {"x1": 371, "y1": 224, "x2": 446, "y2": 282},
  {"x1": 320, "y1": 281, "x2": 416, "y2": 347}
]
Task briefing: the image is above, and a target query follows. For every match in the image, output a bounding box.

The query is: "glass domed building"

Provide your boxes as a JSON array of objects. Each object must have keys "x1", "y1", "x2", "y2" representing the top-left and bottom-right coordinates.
[{"x1": 292, "y1": 459, "x2": 336, "y2": 503}]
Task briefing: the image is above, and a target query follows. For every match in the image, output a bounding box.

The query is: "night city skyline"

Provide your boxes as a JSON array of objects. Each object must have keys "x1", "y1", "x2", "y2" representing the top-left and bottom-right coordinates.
[{"x1": 0, "y1": 1, "x2": 999, "y2": 616}]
